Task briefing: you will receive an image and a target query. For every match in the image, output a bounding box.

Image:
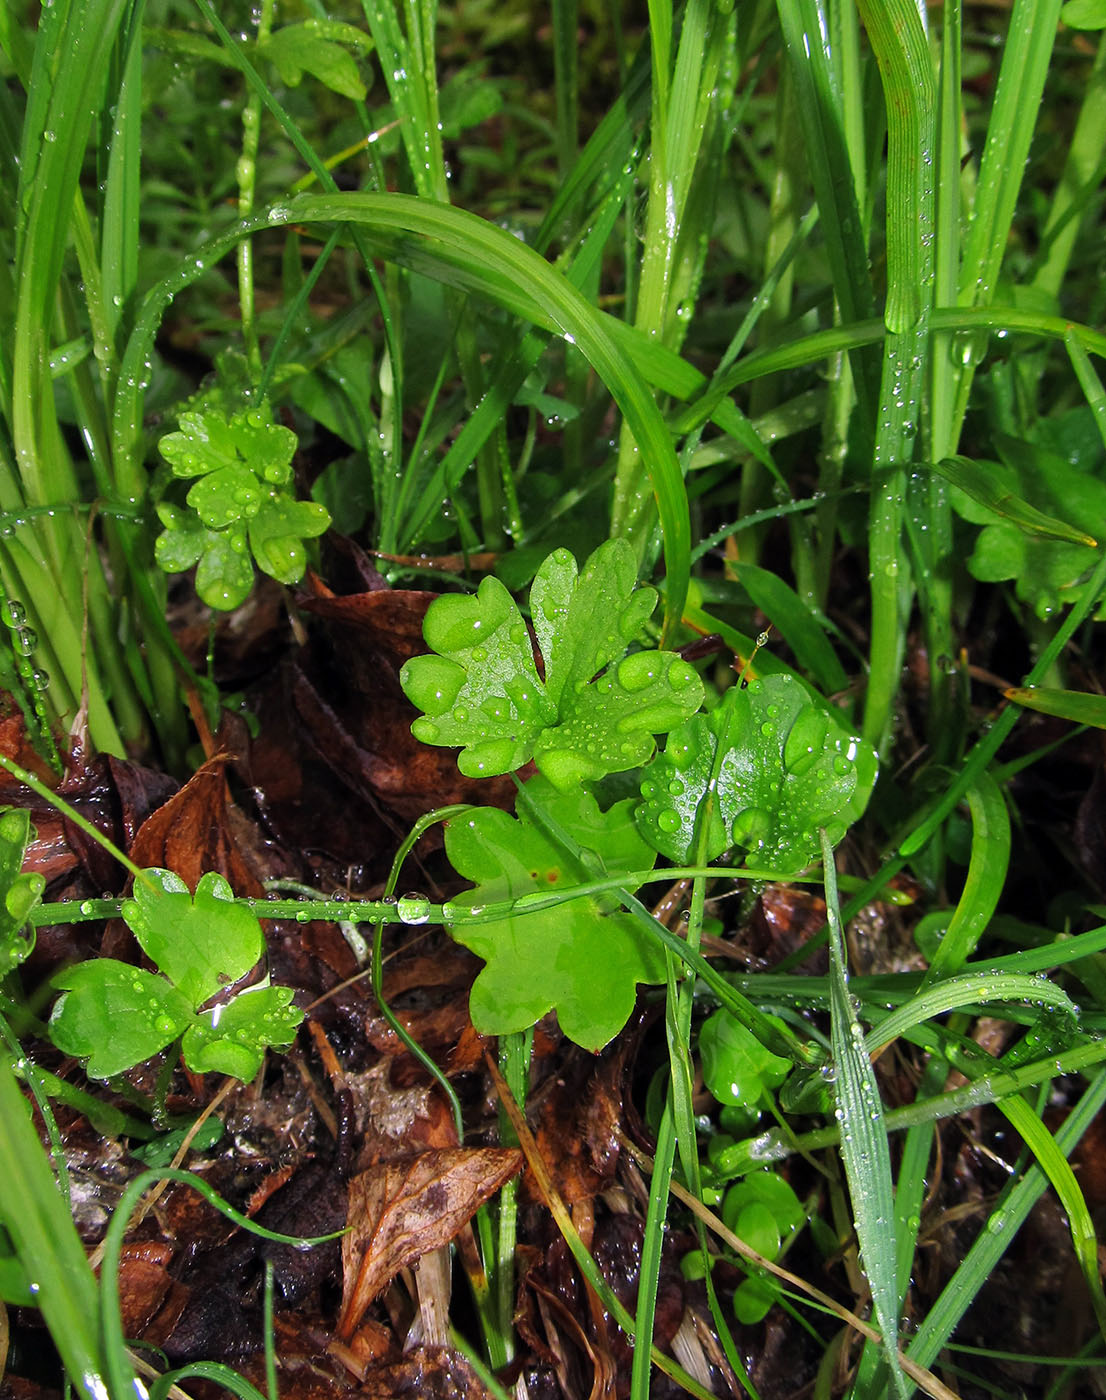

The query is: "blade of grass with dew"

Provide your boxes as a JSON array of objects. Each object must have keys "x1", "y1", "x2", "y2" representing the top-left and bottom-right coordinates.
[
  {"x1": 913, "y1": 0, "x2": 962, "y2": 760},
  {"x1": 821, "y1": 828, "x2": 908, "y2": 1399},
  {"x1": 864, "y1": 973, "x2": 1076, "y2": 1053},
  {"x1": 486, "y1": 1055, "x2": 717, "y2": 1400},
  {"x1": 900, "y1": 543, "x2": 1106, "y2": 859},
  {"x1": 610, "y1": 0, "x2": 730, "y2": 551},
  {"x1": 360, "y1": 0, "x2": 509, "y2": 548},
  {"x1": 1033, "y1": 33, "x2": 1106, "y2": 299},
  {"x1": 855, "y1": 0, "x2": 935, "y2": 754},
  {"x1": 948, "y1": 0, "x2": 1063, "y2": 435},
  {"x1": 930, "y1": 455, "x2": 1098, "y2": 546},
  {"x1": 879, "y1": 766, "x2": 1010, "y2": 1373},
  {"x1": 774, "y1": 0, "x2": 877, "y2": 415},
  {"x1": 99, "y1": 0, "x2": 143, "y2": 369},
  {"x1": 920, "y1": 771, "x2": 1010, "y2": 985},
  {"x1": 1003, "y1": 687, "x2": 1106, "y2": 728},
  {"x1": 0, "y1": 1055, "x2": 111, "y2": 1400},
  {"x1": 1066, "y1": 324, "x2": 1106, "y2": 448}
]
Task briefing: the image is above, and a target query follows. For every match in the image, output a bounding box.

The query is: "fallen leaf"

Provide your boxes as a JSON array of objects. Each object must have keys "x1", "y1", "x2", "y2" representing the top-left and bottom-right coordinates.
[
  {"x1": 126, "y1": 757, "x2": 265, "y2": 896},
  {"x1": 339, "y1": 1148, "x2": 522, "y2": 1338}
]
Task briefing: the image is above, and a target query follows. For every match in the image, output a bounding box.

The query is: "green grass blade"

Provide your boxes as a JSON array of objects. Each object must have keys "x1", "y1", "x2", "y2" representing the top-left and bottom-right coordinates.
[
  {"x1": 920, "y1": 772, "x2": 1010, "y2": 983},
  {"x1": 100, "y1": 0, "x2": 144, "y2": 362},
  {"x1": 867, "y1": 973, "x2": 1075, "y2": 1053},
  {"x1": 116, "y1": 193, "x2": 692, "y2": 634},
  {"x1": 995, "y1": 1093, "x2": 1106, "y2": 1342},
  {"x1": 1033, "y1": 31, "x2": 1106, "y2": 298},
  {"x1": 727, "y1": 561, "x2": 849, "y2": 695},
  {"x1": 0, "y1": 1054, "x2": 111, "y2": 1400},
  {"x1": 775, "y1": 0, "x2": 877, "y2": 410},
  {"x1": 1004, "y1": 686, "x2": 1106, "y2": 728},
  {"x1": 931, "y1": 455, "x2": 1098, "y2": 545},
  {"x1": 821, "y1": 828, "x2": 908, "y2": 1399}
]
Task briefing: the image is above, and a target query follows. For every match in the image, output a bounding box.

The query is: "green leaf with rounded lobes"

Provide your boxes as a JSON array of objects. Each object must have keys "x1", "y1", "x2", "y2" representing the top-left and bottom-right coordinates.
[
  {"x1": 248, "y1": 494, "x2": 331, "y2": 584},
  {"x1": 400, "y1": 540, "x2": 703, "y2": 789},
  {"x1": 194, "y1": 528, "x2": 255, "y2": 611},
  {"x1": 159, "y1": 406, "x2": 296, "y2": 485},
  {"x1": 122, "y1": 869, "x2": 265, "y2": 1009},
  {"x1": 443, "y1": 778, "x2": 663, "y2": 1049},
  {"x1": 186, "y1": 463, "x2": 264, "y2": 529},
  {"x1": 49, "y1": 961, "x2": 193, "y2": 1079},
  {"x1": 699, "y1": 1010, "x2": 791, "y2": 1109},
  {"x1": 637, "y1": 674, "x2": 877, "y2": 873},
  {"x1": 181, "y1": 985, "x2": 303, "y2": 1080}
]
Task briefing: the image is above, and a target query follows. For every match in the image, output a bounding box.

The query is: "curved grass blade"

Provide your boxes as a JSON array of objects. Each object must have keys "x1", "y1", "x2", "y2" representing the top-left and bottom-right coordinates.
[
  {"x1": 0, "y1": 1054, "x2": 110, "y2": 1400},
  {"x1": 920, "y1": 771, "x2": 1010, "y2": 983},
  {"x1": 905, "y1": 1071, "x2": 1106, "y2": 1391},
  {"x1": 866, "y1": 972, "x2": 1077, "y2": 1054},
  {"x1": 821, "y1": 828, "x2": 908, "y2": 1399},
  {"x1": 933, "y1": 456, "x2": 1098, "y2": 545},
  {"x1": 995, "y1": 1093, "x2": 1106, "y2": 1343},
  {"x1": 115, "y1": 192, "x2": 691, "y2": 636}
]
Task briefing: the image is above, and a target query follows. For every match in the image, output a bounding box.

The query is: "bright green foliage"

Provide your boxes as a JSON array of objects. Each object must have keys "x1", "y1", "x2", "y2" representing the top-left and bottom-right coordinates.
[
  {"x1": 637, "y1": 674, "x2": 877, "y2": 873},
  {"x1": 722, "y1": 1172, "x2": 804, "y2": 1324},
  {"x1": 443, "y1": 779, "x2": 663, "y2": 1049},
  {"x1": 400, "y1": 541, "x2": 704, "y2": 789},
  {"x1": 950, "y1": 424, "x2": 1106, "y2": 621},
  {"x1": 50, "y1": 870, "x2": 302, "y2": 1080},
  {"x1": 699, "y1": 1010, "x2": 791, "y2": 1112},
  {"x1": 0, "y1": 810, "x2": 44, "y2": 976},
  {"x1": 156, "y1": 405, "x2": 330, "y2": 610},
  {"x1": 260, "y1": 23, "x2": 368, "y2": 100}
]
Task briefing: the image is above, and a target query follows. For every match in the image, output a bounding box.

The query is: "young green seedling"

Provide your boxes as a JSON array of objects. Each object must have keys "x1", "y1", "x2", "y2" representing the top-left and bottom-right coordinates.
[
  {"x1": 721, "y1": 1170, "x2": 805, "y2": 1324},
  {"x1": 50, "y1": 870, "x2": 302, "y2": 1080},
  {"x1": 156, "y1": 402, "x2": 330, "y2": 610}
]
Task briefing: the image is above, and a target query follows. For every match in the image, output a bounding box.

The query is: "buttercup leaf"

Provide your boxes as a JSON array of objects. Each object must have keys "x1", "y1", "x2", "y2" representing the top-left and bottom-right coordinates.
[
  {"x1": 50, "y1": 962, "x2": 194, "y2": 1079},
  {"x1": 186, "y1": 463, "x2": 264, "y2": 529},
  {"x1": 248, "y1": 494, "x2": 331, "y2": 584},
  {"x1": 444, "y1": 778, "x2": 663, "y2": 1049},
  {"x1": 400, "y1": 540, "x2": 703, "y2": 788},
  {"x1": 181, "y1": 985, "x2": 302, "y2": 1079},
  {"x1": 159, "y1": 406, "x2": 296, "y2": 485},
  {"x1": 156, "y1": 403, "x2": 328, "y2": 610},
  {"x1": 122, "y1": 869, "x2": 264, "y2": 1008},
  {"x1": 637, "y1": 674, "x2": 877, "y2": 873}
]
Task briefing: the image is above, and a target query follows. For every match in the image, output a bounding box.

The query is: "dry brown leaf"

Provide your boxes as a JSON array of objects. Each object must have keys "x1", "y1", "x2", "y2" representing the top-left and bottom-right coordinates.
[
  {"x1": 338, "y1": 1147, "x2": 522, "y2": 1339},
  {"x1": 126, "y1": 757, "x2": 265, "y2": 896}
]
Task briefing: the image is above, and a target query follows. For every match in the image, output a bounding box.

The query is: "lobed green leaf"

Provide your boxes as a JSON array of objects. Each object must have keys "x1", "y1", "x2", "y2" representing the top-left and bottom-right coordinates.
[
  {"x1": 122, "y1": 870, "x2": 264, "y2": 1009},
  {"x1": 443, "y1": 779, "x2": 663, "y2": 1049},
  {"x1": 181, "y1": 985, "x2": 302, "y2": 1080},
  {"x1": 637, "y1": 674, "x2": 877, "y2": 873},
  {"x1": 49, "y1": 962, "x2": 194, "y2": 1079},
  {"x1": 0, "y1": 809, "x2": 43, "y2": 975},
  {"x1": 401, "y1": 541, "x2": 703, "y2": 789}
]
